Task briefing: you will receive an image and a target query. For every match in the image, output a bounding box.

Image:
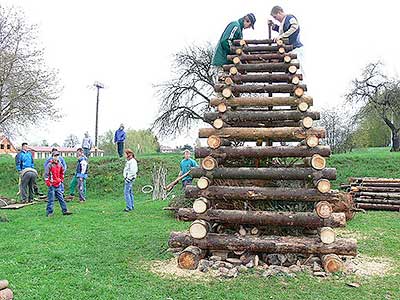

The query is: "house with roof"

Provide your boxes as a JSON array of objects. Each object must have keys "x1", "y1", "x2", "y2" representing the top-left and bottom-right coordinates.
[{"x1": 0, "y1": 134, "x2": 18, "y2": 157}]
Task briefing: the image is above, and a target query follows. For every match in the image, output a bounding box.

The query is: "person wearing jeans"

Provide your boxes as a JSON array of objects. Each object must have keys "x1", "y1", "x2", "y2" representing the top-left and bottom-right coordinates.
[
  {"x1": 44, "y1": 151, "x2": 72, "y2": 217},
  {"x1": 123, "y1": 149, "x2": 137, "y2": 212}
]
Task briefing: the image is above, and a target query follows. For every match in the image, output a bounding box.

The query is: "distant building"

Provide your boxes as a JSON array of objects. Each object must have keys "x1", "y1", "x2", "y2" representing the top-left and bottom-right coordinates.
[
  {"x1": 160, "y1": 145, "x2": 178, "y2": 153},
  {"x1": 27, "y1": 146, "x2": 104, "y2": 159},
  {"x1": 0, "y1": 135, "x2": 18, "y2": 157}
]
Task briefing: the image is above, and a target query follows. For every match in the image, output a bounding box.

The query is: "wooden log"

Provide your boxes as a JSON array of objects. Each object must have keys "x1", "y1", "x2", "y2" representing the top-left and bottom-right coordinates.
[
  {"x1": 250, "y1": 227, "x2": 260, "y2": 235},
  {"x1": 294, "y1": 86, "x2": 304, "y2": 97},
  {"x1": 278, "y1": 47, "x2": 286, "y2": 54},
  {"x1": 227, "y1": 53, "x2": 297, "y2": 62},
  {"x1": 221, "y1": 120, "x2": 311, "y2": 128},
  {"x1": 215, "y1": 84, "x2": 307, "y2": 95},
  {"x1": 355, "y1": 203, "x2": 400, "y2": 211},
  {"x1": 306, "y1": 135, "x2": 320, "y2": 147},
  {"x1": 199, "y1": 127, "x2": 326, "y2": 142},
  {"x1": 212, "y1": 118, "x2": 224, "y2": 129},
  {"x1": 291, "y1": 75, "x2": 301, "y2": 84},
  {"x1": 206, "y1": 135, "x2": 231, "y2": 149},
  {"x1": 178, "y1": 246, "x2": 206, "y2": 270},
  {"x1": 197, "y1": 177, "x2": 210, "y2": 190},
  {"x1": 298, "y1": 102, "x2": 309, "y2": 112},
  {"x1": 320, "y1": 227, "x2": 336, "y2": 244},
  {"x1": 315, "y1": 201, "x2": 333, "y2": 219},
  {"x1": 222, "y1": 87, "x2": 232, "y2": 98},
  {"x1": 358, "y1": 192, "x2": 400, "y2": 199},
  {"x1": 193, "y1": 197, "x2": 211, "y2": 214},
  {"x1": 222, "y1": 73, "x2": 303, "y2": 84},
  {"x1": 169, "y1": 232, "x2": 357, "y2": 256},
  {"x1": 177, "y1": 208, "x2": 346, "y2": 228},
  {"x1": 189, "y1": 220, "x2": 211, "y2": 239},
  {"x1": 217, "y1": 102, "x2": 227, "y2": 113},
  {"x1": 316, "y1": 179, "x2": 331, "y2": 194},
  {"x1": 222, "y1": 62, "x2": 300, "y2": 73},
  {"x1": 230, "y1": 45, "x2": 294, "y2": 53},
  {"x1": 354, "y1": 182, "x2": 400, "y2": 188},
  {"x1": 201, "y1": 156, "x2": 218, "y2": 171},
  {"x1": 0, "y1": 288, "x2": 13, "y2": 300},
  {"x1": 311, "y1": 154, "x2": 326, "y2": 170},
  {"x1": 190, "y1": 167, "x2": 337, "y2": 181},
  {"x1": 229, "y1": 66, "x2": 238, "y2": 75},
  {"x1": 0, "y1": 280, "x2": 8, "y2": 290},
  {"x1": 349, "y1": 177, "x2": 400, "y2": 183},
  {"x1": 355, "y1": 197, "x2": 400, "y2": 205},
  {"x1": 239, "y1": 225, "x2": 247, "y2": 236},
  {"x1": 204, "y1": 111, "x2": 320, "y2": 123},
  {"x1": 195, "y1": 145, "x2": 331, "y2": 159},
  {"x1": 351, "y1": 186, "x2": 400, "y2": 193},
  {"x1": 185, "y1": 186, "x2": 341, "y2": 202},
  {"x1": 322, "y1": 254, "x2": 344, "y2": 273},
  {"x1": 301, "y1": 116, "x2": 313, "y2": 129},
  {"x1": 235, "y1": 48, "x2": 243, "y2": 55},
  {"x1": 232, "y1": 56, "x2": 241, "y2": 64},
  {"x1": 232, "y1": 38, "x2": 289, "y2": 45},
  {"x1": 210, "y1": 95, "x2": 313, "y2": 108}
]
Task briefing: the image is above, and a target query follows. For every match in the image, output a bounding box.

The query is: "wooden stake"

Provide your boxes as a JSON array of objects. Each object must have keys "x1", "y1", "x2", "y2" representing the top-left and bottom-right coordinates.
[
  {"x1": 302, "y1": 116, "x2": 313, "y2": 129},
  {"x1": 315, "y1": 201, "x2": 333, "y2": 219},
  {"x1": 197, "y1": 177, "x2": 210, "y2": 190},
  {"x1": 213, "y1": 118, "x2": 224, "y2": 129},
  {"x1": 178, "y1": 246, "x2": 206, "y2": 270},
  {"x1": 189, "y1": 220, "x2": 211, "y2": 239},
  {"x1": 317, "y1": 179, "x2": 331, "y2": 193},
  {"x1": 311, "y1": 154, "x2": 326, "y2": 170},
  {"x1": 288, "y1": 65, "x2": 298, "y2": 74},
  {"x1": 201, "y1": 156, "x2": 218, "y2": 171},
  {"x1": 306, "y1": 135, "x2": 319, "y2": 148},
  {"x1": 322, "y1": 254, "x2": 344, "y2": 273},
  {"x1": 193, "y1": 197, "x2": 210, "y2": 214},
  {"x1": 294, "y1": 87, "x2": 304, "y2": 97},
  {"x1": 320, "y1": 227, "x2": 336, "y2": 244},
  {"x1": 222, "y1": 87, "x2": 232, "y2": 98},
  {"x1": 284, "y1": 55, "x2": 292, "y2": 63},
  {"x1": 298, "y1": 102, "x2": 309, "y2": 112},
  {"x1": 233, "y1": 57, "x2": 241, "y2": 64},
  {"x1": 217, "y1": 102, "x2": 227, "y2": 113}
]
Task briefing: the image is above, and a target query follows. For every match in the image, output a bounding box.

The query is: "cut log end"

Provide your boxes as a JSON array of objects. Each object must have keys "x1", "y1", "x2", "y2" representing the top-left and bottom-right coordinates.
[
  {"x1": 235, "y1": 48, "x2": 243, "y2": 55},
  {"x1": 294, "y1": 87, "x2": 304, "y2": 97},
  {"x1": 320, "y1": 227, "x2": 336, "y2": 244},
  {"x1": 178, "y1": 246, "x2": 205, "y2": 270},
  {"x1": 207, "y1": 135, "x2": 222, "y2": 149},
  {"x1": 322, "y1": 254, "x2": 344, "y2": 273},
  {"x1": 224, "y1": 77, "x2": 234, "y2": 86},
  {"x1": 315, "y1": 201, "x2": 333, "y2": 219},
  {"x1": 213, "y1": 118, "x2": 224, "y2": 129},
  {"x1": 278, "y1": 47, "x2": 286, "y2": 54},
  {"x1": 298, "y1": 102, "x2": 309, "y2": 112},
  {"x1": 217, "y1": 102, "x2": 227, "y2": 113},
  {"x1": 284, "y1": 55, "x2": 292, "y2": 63},
  {"x1": 276, "y1": 39, "x2": 284, "y2": 46},
  {"x1": 189, "y1": 220, "x2": 210, "y2": 239},
  {"x1": 317, "y1": 179, "x2": 331, "y2": 194},
  {"x1": 229, "y1": 66, "x2": 238, "y2": 75},
  {"x1": 302, "y1": 116, "x2": 313, "y2": 129},
  {"x1": 306, "y1": 135, "x2": 319, "y2": 148},
  {"x1": 233, "y1": 57, "x2": 241, "y2": 64},
  {"x1": 311, "y1": 154, "x2": 326, "y2": 170},
  {"x1": 201, "y1": 156, "x2": 218, "y2": 171},
  {"x1": 197, "y1": 177, "x2": 211, "y2": 190},
  {"x1": 239, "y1": 39, "x2": 247, "y2": 46},
  {"x1": 291, "y1": 76, "x2": 300, "y2": 85},
  {"x1": 222, "y1": 87, "x2": 233, "y2": 99},
  {"x1": 193, "y1": 197, "x2": 210, "y2": 214},
  {"x1": 288, "y1": 65, "x2": 298, "y2": 74}
]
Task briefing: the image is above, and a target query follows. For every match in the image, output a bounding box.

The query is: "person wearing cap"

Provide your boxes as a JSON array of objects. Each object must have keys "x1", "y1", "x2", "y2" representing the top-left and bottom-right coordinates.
[
  {"x1": 44, "y1": 151, "x2": 72, "y2": 217},
  {"x1": 44, "y1": 148, "x2": 67, "y2": 194},
  {"x1": 123, "y1": 148, "x2": 138, "y2": 212},
  {"x1": 114, "y1": 124, "x2": 126, "y2": 158},
  {"x1": 81, "y1": 132, "x2": 93, "y2": 158},
  {"x1": 212, "y1": 13, "x2": 256, "y2": 68},
  {"x1": 179, "y1": 150, "x2": 199, "y2": 188}
]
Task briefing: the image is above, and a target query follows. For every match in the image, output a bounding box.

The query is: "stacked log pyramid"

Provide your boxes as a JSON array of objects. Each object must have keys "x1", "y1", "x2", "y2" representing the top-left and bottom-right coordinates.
[{"x1": 169, "y1": 39, "x2": 357, "y2": 273}]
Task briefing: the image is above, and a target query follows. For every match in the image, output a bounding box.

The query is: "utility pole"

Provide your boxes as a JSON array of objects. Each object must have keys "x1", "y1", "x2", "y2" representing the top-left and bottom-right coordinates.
[{"x1": 93, "y1": 81, "x2": 104, "y2": 156}]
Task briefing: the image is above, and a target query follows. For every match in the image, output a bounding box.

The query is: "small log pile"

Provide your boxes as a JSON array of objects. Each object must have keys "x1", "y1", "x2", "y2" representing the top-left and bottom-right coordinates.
[
  {"x1": 0, "y1": 280, "x2": 13, "y2": 300},
  {"x1": 168, "y1": 38, "x2": 357, "y2": 275},
  {"x1": 347, "y1": 177, "x2": 400, "y2": 211}
]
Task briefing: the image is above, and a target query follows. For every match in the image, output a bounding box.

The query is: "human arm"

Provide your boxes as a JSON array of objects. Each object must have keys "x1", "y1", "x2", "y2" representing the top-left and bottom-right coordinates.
[
  {"x1": 278, "y1": 16, "x2": 299, "y2": 39},
  {"x1": 15, "y1": 153, "x2": 22, "y2": 172},
  {"x1": 44, "y1": 164, "x2": 51, "y2": 187},
  {"x1": 220, "y1": 23, "x2": 240, "y2": 54}
]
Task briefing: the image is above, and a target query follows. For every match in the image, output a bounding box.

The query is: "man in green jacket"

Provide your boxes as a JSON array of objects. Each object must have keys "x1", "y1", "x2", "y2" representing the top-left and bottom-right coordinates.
[{"x1": 212, "y1": 13, "x2": 256, "y2": 67}]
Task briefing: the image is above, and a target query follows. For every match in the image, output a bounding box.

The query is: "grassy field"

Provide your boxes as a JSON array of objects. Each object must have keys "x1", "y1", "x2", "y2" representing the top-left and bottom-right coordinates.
[{"x1": 0, "y1": 148, "x2": 399, "y2": 300}]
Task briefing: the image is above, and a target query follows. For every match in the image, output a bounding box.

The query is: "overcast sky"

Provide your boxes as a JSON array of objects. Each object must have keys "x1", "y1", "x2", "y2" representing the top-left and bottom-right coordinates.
[{"x1": 3, "y1": 0, "x2": 400, "y2": 147}]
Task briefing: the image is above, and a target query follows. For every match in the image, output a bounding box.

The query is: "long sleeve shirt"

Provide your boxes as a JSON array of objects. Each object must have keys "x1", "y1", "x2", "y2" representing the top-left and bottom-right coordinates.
[{"x1": 123, "y1": 158, "x2": 138, "y2": 181}]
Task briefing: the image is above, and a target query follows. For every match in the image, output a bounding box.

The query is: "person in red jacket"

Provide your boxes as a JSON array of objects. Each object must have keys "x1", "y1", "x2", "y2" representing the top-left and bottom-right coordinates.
[{"x1": 44, "y1": 151, "x2": 72, "y2": 217}]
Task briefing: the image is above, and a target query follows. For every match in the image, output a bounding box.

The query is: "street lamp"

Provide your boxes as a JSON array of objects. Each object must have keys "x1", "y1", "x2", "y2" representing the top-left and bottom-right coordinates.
[{"x1": 93, "y1": 81, "x2": 104, "y2": 156}]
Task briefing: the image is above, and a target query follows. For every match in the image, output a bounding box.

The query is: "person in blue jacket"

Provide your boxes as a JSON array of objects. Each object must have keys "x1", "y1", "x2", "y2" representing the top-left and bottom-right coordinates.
[
  {"x1": 179, "y1": 150, "x2": 199, "y2": 188},
  {"x1": 44, "y1": 148, "x2": 67, "y2": 194},
  {"x1": 114, "y1": 124, "x2": 126, "y2": 158},
  {"x1": 15, "y1": 142, "x2": 37, "y2": 202}
]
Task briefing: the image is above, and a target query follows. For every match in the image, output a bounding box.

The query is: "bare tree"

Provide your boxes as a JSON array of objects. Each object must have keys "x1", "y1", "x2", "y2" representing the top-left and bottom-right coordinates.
[
  {"x1": 0, "y1": 6, "x2": 60, "y2": 132},
  {"x1": 346, "y1": 62, "x2": 400, "y2": 151},
  {"x1": 63, "y1": 134, "x2": 79, "y2": 148},
  {"x1": 152, "y1": 43, "x2": 217, "y2": 137}
]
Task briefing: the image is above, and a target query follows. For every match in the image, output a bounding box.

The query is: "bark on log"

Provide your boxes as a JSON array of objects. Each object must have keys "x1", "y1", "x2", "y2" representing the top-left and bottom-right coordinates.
[
  {"x1": 351, "y1": 186, "x2": 400, "y2": 193},
  {"x1": 199, "y1": 127, "x2": 326, "y2": 141},
  {"x1": 190, "y1": 167, "x2": 336, "y2": 181},
  {"x1": 349, "y1": 177, "x2": 400, "y2": 183},
  {"x1": 185, "y1": 185, "x2": 341, "y2": 202},
  {"x1": 195, "y1": 145, "x2": 331, "y2": 159},
  {"x1": 232, "y1": 39, "x2": 289, "y2": 45},
  {"x1": 322, "y1": 254, "x2": 344, "y2": 273},
  {"x1": 216, "y1": 84, "x2": 307, "y2": 95},
  {"x1": 0, "y1": 288, "x2": 13, "y2": 300},
  {"x1": 358, "y1": 192, "x2": 400, "y2": 199},
  {"x1": 204, "y1": 111, "x2": 320, "y2": 123},
  {"x1": 218, "y1": 120, "x2": 312, "y2": 128},
  {"x1": 230, "y1": 45, "x2": 294, "y2": 53},
  {"x1": 355, "y1": 197, "x2": 400, "y2": 205},
  {"x1": 220, "y1": 73, "x2": 303, "y2": 84},
  {"x1": 0, "y1": 280, "x2": 8, "y2": 290},
  {"x1": 222, "y1": 63, "x2": 300, "y2": 73},
  {"x1": 177, "y1": 208, "x2": 346, "y2": 228},
  {"x1": 178, "y1": 246, "x2": 206, "y2": 270},
  {"x1": 227, "y1": 53, "x2": 296, "y2": 62},
  {"x1": 169, "y1": 232, "x2": 357, "y2": 256},
  {"x1": 355, "y1": 203, "x2": 400, "y2": 211},
  {"x1": 210, "y1": 95, "x2": 313, "y2": 107},
  {"x1": 354, "y1": 182, "x2": 400, "y2": 188}
]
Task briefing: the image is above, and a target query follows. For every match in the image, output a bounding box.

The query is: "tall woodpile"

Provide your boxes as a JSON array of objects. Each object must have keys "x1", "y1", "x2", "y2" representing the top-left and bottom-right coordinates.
[
  {"x1": 0, "y1": 280, "x2": 13, "y2": 300},
  {"x1": 168, "y1": 38, "x2": 357, "y2": 274},
  {"x1": 346, "y1": 177, "x2": 400, "y2": 211}
]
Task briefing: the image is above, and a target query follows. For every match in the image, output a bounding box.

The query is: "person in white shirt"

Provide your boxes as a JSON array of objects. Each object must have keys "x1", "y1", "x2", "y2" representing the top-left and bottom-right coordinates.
[
  {"x1": 81, "y1": 132, "x2": 93, "y2": 158},
  {"x1": 123, "y1": 148, "x2": 138, "y2": 212}
]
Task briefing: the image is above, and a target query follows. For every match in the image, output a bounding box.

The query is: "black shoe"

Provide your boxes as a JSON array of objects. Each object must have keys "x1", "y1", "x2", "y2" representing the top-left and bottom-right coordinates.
[
  {"x1": 63, "y1": 211, "x2": 73, "y2": 216},
  {"x1": 123, "y1": 208, "x2": 131, "y2": 212}
]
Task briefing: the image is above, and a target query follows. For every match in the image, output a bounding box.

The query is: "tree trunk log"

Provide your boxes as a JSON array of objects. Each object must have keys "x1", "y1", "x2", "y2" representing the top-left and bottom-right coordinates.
[
  {"x1": 349, "y1": 177, "x2": 400, "y2": 183},
  {"x1": 315, "y1": 201, "x2": 333, "y2": 219},
  {"x1": 207, "y1": 135, "x2": 231, "y2": 149},
  {"x1": 204, "y1": 111, "x2": 319, "y2": 123},
  {"x1": 227, "y1": 53, "x2": 296, "y2": 62},
  {"x1": 351, "y1": 186, "x2": 400, "y2": 193},
  {"x1": 195, "y1": 145, "x2": 331, "y2": 159},
  {"x1": 230, "y1": 45, "x2": 294, "y2": 53},
  {"x1": 232, "y1": 38, "x2": 289, "y2": 45},
  {"x1": 222, "y1": 62, "x2": 299, "y2": 73},
  {"x1": 189, "y1": 220, "x2": 211, "y2": 239},
  {"x1": 210, "y1": 95, "x2": 313, "y2": 108},
  {"x1": 215, "y1": 84, "x2": 306, "y2": 95},
  {"x1": 190, "y1": 167, "x2": 336, "y2": 181},
  {"x1": 320, "y1": 227, "x2": 336, "y2": 244},
  {"x1": 185, "y1": 185, "x2": 341, "y2": 202},
  {"x1": 358, "y1": 192, "x2": 400, "y2": 199},
  {"x1": 355, "y1": 203, "x2": 400, "y2": 211},
  {"x1": 198, "y1": 127, "x2": 326, "y2": 141},
  {"x1": 201, "y1": 156, "x2": 218, "y2": 171},
  {"x1": 177, "y1": 208, "x2": 346, "y2": 229},
  {"x1": 193, "y1": 197, "x2": 211, "y2": 214},
  {"x1": 178, "y1": 246, "x2": 206, "y2": 270},
  {"x1": 321, "y1": 254, "x2": 344, "y2": 273},
  {"x1": 169, "y1": 232, "x2": 357, "y2": 256},
  {"x1": 355, "y1": 197, "x2": 400, "y2": 205},
  {"x1": 0, "y1": 288, "x2": 13, "y2": 300}
]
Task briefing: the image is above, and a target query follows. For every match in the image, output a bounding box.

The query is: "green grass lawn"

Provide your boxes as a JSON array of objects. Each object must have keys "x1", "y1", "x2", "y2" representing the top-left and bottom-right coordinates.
[{"x1": 0, "y1": 149, "x2": 399, "y2": 300}]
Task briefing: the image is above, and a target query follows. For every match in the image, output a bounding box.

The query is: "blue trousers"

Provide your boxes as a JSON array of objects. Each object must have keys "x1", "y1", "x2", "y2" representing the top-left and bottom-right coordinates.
[
  {"x1": 47, "y1": 186, "x2": 68, "y2": 215},
  {"x1": 117, "y1": 142, "x2": 124, "y2": 157},
  {"x1": 124, "y1": 179, "x2": 135, "y2": 210}
]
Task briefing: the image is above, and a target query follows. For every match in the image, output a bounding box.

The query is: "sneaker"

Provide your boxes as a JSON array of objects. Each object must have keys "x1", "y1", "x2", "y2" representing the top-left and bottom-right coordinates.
[
  {"x1": 123, "y1": 208, "x2": 131, "y2": 212},
  {"x1": 62, "y1": 211, "x2": 73, "y2": 216},
  {"x1": 47, "y1": 213, "x2": 54, "y2": 217}
]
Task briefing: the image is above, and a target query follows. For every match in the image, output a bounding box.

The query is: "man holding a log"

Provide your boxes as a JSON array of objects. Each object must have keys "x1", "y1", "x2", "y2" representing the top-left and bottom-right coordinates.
[{"x1": 179, "y1": 150, "x2": 199, "y2": 188}]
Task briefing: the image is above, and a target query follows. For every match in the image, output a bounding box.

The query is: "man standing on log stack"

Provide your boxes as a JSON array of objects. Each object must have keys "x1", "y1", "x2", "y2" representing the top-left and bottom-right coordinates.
[
  {"x1": 212, "y1": 13, "x2": 256, "y2": 73},
  {"x1": 269, "y1": 6, "x2": 305, "y2": 75},
  {"x1": 114, "y1": 124, "x2": 126, "y2": 158},
  {"x1": 179, "y1": 150, "x2": 198, "y2": 188}
]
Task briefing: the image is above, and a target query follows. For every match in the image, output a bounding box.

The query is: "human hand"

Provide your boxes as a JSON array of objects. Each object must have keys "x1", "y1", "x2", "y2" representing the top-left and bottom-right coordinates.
[{"x1": 268, "y1": 19, "x2": 274, "y2": 26}]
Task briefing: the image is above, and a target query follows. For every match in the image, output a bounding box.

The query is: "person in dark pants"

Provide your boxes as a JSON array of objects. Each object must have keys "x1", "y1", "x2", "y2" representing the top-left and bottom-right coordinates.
[
  {"x1": 20, "y1": 168, "x2": 38, "y2": 203},
  {"x1": 114, "y1": 124, "x2": 126, "y2": 158},
  {"x1": 179, "y1": 150, "x2": 199, "y2": 188},
  {"x1": 44, "y1": 151, "x2": 72, "y2": 217}
]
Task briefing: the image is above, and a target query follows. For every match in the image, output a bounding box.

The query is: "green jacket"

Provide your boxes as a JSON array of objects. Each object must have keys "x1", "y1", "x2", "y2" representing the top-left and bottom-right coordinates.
[{"x1": 212, "y1": 18, "x2": 244, "y2": 66}]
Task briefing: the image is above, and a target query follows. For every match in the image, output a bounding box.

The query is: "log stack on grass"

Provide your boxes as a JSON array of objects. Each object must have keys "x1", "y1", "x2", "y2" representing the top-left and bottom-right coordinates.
[
  {"x1": 349, "y1": 177, "x2": 400, "y2": 211},
  {"x1": 168, "y1": 38, "x2": 357, "y2": 276}
]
